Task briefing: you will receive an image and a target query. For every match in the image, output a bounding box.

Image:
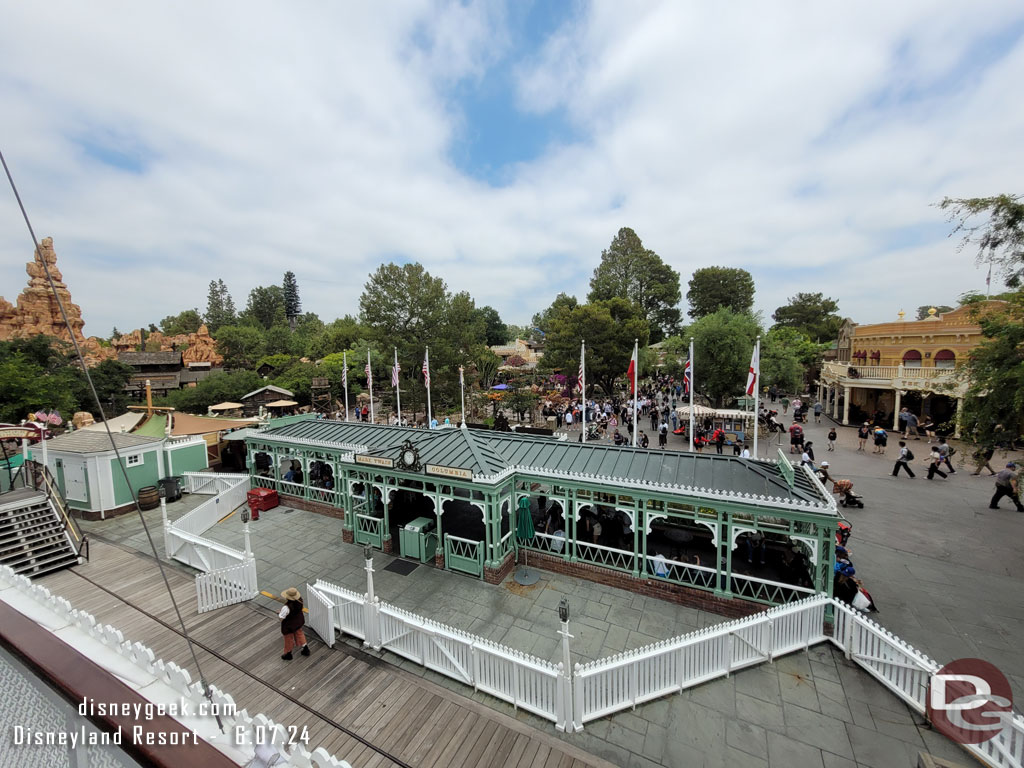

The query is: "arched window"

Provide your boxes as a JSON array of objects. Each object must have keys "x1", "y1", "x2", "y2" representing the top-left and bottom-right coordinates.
[
  {"x1": 902, "y1": 350, "x2": 922, "y2": 368},
  {"x1": 934, "y1": 349, "x2": 956, "y2": 369}
]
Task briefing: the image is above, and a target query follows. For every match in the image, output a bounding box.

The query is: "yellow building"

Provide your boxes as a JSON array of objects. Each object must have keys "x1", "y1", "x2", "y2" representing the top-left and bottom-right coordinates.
[{"x1": 819, "y1": 303, "x2": 1003, "y2": 434}]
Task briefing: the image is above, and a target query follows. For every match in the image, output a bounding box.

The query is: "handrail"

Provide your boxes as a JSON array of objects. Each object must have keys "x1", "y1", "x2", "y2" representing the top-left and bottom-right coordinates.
[{"x1": 22, "y1": 460, "x2": 87, "y2": 560}]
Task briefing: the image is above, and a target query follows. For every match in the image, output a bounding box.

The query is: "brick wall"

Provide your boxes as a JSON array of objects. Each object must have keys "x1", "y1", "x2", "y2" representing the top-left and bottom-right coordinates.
[
  {"x1": 484, "y1": 552, "x2": 516, "y2": 585},
  {"x1": 277, "y1": 493, "x2": 345, "y2": 520},
  {"x1": 519, "y1": 551, "x2": 763, "y2": 619}
]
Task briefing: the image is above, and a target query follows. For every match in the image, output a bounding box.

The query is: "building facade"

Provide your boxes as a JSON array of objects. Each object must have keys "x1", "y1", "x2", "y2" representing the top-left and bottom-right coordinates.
[
  {"x1": 246, "y1": 419, "x2": 838, "y2": 610},
  {"x1": 819, "y1": 304, "x2": 1001, "y2": 432}
]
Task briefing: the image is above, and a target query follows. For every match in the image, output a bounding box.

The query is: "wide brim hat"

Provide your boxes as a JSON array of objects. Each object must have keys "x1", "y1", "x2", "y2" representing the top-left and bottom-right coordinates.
[{"x1": 282, "y1": 587, "x2": 301, "y2": 601}]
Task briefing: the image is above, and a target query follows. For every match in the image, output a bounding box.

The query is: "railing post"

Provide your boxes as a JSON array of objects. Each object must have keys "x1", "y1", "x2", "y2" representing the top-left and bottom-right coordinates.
[
  {"x1": 363, "y1": 545, "x2": 380, "y2": 649},
  {"x1": 556, "y1": 597, "x2": 578, "y2": 732}
]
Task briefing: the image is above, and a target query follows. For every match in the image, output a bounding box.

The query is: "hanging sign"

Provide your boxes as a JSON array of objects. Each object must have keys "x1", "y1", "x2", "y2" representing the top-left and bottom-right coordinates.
[
  {"x1": 355, "y1": 454, "x2": 395, "y2": 469},
  {"x1": 0, "y1": 424, "x2": 42, "y2": 440},
  {"x1": 426, "y1": 464, "x2": 473, "y2": 480}
]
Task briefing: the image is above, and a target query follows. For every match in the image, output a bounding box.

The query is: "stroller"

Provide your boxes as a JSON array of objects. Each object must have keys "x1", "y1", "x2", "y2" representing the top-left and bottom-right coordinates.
[{"x1": 832, "y1": 479, "x2": 864, "y2": 508}]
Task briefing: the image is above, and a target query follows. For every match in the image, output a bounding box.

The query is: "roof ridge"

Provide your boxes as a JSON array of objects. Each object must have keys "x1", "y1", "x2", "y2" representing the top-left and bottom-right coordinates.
[{"x1": 459, "y1": 427, "x2": 493, "y2": 472}]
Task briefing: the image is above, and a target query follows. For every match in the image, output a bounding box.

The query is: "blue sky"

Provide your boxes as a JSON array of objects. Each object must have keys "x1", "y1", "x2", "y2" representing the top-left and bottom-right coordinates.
[{"x1": 1, "y1": 1, "x2": 1023, "y2": 338}]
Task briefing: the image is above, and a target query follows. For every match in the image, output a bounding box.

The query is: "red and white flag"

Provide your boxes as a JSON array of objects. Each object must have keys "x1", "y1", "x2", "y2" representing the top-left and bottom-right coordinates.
[
  {"x1": 422, "y1": 353, "x2": 430, "y2": 388},
  {"x1": 365, "y1": 360, "x2": 372, "y2": 387},
  {"x1": 577, "y1": 341, "x2": 585, "y2": 395},
  {"x1": 391, "y1": 359, "x2": 400, "y2": 387},
  {"x1": 626, "y1": 345, "x2": 638, "y2": 395},
  {"x1": 745, "y1": 343, "x2": 759, "y2": 396}
]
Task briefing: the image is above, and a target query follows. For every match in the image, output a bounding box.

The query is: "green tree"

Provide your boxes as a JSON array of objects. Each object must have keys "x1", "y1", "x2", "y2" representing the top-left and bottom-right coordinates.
[
  {"x1": 309, "y1": 316, "x2": 365, "y2": 359},
  {"x1": 686, "y1": 267, "x2": 755, "y2": 319},
  {"x1": 504, "y1": 324, "x2": 531, "y2": 343},
  {"x1": 474, "y1": 351, "x2": 501, "y2": 389},
  {"x1": 939, "y1": 194, "x2": 1024, "y2": 287},
  {"x1": 588, "y1": 227, "x2": 681, "y2": 342},
  {"x1": 240, "y1": 285, "x2": 285, "y2": 330},
  {"x1": 760, "y1": 327, "x2": 821, "y2": 395},
  {"x1": 475, "y1": 305, "x2": 507, "y2": 346},
  {"x1": 204, "y1": 279, "x2": 236, "y2": 333},
  {"x1": 163, "y1": 370, "x2": 264, "y2": 414},
  {"x1": 272, "y1": 361, "x2": 317, "y2": 407},
  {"x1": 543, "y1": 298, "x2": 649, "y2": 395},
  {"x1": 81, "y1": 359, "x2": 135, "y2": 416},
  {"x1": 531, "y1": 293, "x2": 578, "y2": 337},
  {"x1": 0, "y1": 337, "x2": 80, "y2": 422},
  {"x1": 213, "y1": 325, "x2": 266, "y2": 369},
  {"x1": 159, "y1": 309, "x2": 203, "y2": 336},
  {"x1": 264, "y1": 324, "x2": 297, "y2": 356},
  {"x1": 915, "y1": 305, "x2": 955, "y2": 320},
  {"x1": 688, "y1": 309, "x2": 760, "y2": 406},
  {"x1": 958, "y1": 293, "x2": 1024, "y2": 445},
  {"x1": 283, "y1": 271, "x2": 301, "y2": 329},
  {"x1": 504, "y1": 388, "x2": 538, "y2": 422},
  {"x1": 771, "y1": 292, "x2": 842, "y2": 342}
]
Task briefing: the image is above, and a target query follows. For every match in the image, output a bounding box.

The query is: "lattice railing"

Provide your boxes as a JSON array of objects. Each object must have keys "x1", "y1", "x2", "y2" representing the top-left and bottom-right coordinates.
[{"x1": 575, "y1": 540, "x2": 635, "y2": 572}]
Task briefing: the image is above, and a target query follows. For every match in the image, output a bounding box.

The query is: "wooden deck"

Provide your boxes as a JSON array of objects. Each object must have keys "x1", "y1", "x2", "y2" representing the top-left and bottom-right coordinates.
[{"x1": 36, "y1": 541, "x2": 614, "y2": 768}]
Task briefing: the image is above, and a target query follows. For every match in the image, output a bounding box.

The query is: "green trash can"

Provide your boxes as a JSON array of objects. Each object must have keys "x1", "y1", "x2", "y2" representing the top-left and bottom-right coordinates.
[{"x1": 400, "y1": 517, "x2": 437, "y2": 563}]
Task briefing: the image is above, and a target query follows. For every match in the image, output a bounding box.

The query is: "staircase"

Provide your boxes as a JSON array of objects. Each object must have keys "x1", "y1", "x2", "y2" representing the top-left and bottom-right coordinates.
[{"x1": 0, "y1": 485, "x2": 81, "y2": 578}]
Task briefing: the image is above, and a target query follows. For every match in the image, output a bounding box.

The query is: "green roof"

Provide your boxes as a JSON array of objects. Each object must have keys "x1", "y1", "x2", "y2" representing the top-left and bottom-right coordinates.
[{"x1": 252, "y1": 419, "x2": 835, "y2": 513}]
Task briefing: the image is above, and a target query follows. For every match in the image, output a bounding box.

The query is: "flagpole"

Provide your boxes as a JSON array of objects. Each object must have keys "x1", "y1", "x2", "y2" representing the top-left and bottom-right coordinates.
[
  {"x1": 753, "y1": 336, "x2": 760, "y2": 458},
  {"x1": 632, "y1": 338, "x2": 638, "y2": 448},
  {"x1": 459, "y1": 365, "x2": 465, "y2": 427},
  {"x1": 343, "y1": 351, "x2": 349, "y2": 421},
  {"x1": 394, "y1": 347, "x2": 401, "y2": 426},
  {"x1": 368, "y1": 349, "x2": 374, "y2": 423},
  {"x1": 688, "y1": 337, "x2": 694, "y2": 452},
  {"x1": 425, "y1": 347, "x2": 432, "y2": 428},
  {"x1": 580, "y1": 340, "x2": 586, "y2": 444}
]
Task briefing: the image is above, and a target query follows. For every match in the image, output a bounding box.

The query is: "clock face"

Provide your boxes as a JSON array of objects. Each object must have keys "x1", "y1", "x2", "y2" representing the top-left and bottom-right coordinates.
[{"x1": 403, "y1": 449, "x2": 417, "y2": 466}]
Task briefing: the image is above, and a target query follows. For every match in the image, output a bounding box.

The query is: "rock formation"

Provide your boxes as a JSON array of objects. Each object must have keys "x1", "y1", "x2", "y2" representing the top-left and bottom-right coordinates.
[
  {"x1": 0, "y1": 238, "x2": 114, "y2": 364},
  {"x1": 113, "y1": 324, "x2": 223, "y2": 365}
]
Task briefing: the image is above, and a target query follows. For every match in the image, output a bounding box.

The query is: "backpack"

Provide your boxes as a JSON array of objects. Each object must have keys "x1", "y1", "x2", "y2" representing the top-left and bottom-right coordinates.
[
  {"x1": 905, "y1": 449, "x2": 914, "y2": 461},
  {"x1": 948, "y1": 445, "x2": 957, "y2": 456},
  {"x1": 791, "y1": 425, "x2": 802, "y2": 437}
]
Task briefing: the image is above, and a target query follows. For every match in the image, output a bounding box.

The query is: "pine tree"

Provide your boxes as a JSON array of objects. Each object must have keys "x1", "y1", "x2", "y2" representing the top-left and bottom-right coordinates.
[
  {"x1": 205, "y1": 279, "x2": 236, "y2": 333},
  {"x1": 283, "y1": 271, "x2": 301, "y2": 331}
]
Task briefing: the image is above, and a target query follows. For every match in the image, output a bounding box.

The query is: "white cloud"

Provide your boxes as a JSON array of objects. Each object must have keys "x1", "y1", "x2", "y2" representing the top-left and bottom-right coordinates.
[{"x1": 1, "y1": 0, "x2": 1022, "y2": 341}]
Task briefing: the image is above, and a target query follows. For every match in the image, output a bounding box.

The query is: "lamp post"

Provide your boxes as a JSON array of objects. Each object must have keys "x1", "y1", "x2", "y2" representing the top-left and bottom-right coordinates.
[
  {"x1": 556, "y1": 597, "x2": 576, "y2": 732},
  {"x1": 241, "y1": 507, "x2": 252, "y2": 558}
]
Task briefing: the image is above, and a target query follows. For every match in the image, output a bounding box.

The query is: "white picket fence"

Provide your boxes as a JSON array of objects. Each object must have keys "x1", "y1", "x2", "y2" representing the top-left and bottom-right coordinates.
[
  {"x1": 196, "y1": 559, "x2": 259, "y2": 614},
  {"x1": 306, "y1": 580, "x2": 567, "y2": 726},
  {"x1": 573, "y1": 594, "x2": 829, "y2": 725},
  {"x1": 0, "y1": 564, "x2": 352, "y2": 768},
  {"x1": 166, "y1": 474, "x2": 257, "y2": 612}
]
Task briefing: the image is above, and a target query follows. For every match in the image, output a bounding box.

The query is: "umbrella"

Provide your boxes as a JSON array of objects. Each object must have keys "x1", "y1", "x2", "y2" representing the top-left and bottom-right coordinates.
[
  {"x1": 491, "y1": 384, "x2": 509, "y2": 390},
  {"x1": 209, "y1": 401, "x2": 244, "y2": 411},
  {"x1": 514, "y1": 496, "x2": 540, "y2": 585}
]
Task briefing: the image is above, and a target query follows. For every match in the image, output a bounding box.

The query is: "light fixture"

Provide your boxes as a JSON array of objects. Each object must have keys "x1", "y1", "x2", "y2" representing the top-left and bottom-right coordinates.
[{"x1": 558, "y1": 597, "x2": 569, "y2": 623}]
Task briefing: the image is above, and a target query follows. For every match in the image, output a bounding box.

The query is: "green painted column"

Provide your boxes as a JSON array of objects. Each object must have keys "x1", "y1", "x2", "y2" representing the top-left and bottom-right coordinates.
[
  {"x1": 631, "y1": 506, "x2": 640, "y2": 577},
  {"x1": 723, "y1": 519, "x2": 734, "y2": 598}
]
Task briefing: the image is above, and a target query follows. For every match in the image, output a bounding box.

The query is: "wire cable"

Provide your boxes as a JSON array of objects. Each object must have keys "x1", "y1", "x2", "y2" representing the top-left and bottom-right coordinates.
[{"x1": 0, "y1": 149, "x2": 223, "y2": 732}]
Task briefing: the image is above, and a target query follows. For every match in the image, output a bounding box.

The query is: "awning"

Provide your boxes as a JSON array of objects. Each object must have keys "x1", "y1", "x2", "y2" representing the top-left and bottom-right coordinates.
[
  {"x1": 209, "y1": 402, "x2": 244, "y2": 411},
  {"x1": 265, "y1": 399, "x2": 299, "y2": 407}
]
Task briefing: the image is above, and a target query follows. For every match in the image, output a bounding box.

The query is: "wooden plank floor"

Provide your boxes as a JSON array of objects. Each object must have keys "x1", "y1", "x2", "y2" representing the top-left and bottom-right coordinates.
[{"x1": 36, "y1": 541, "x2": 614, "y2": 768}]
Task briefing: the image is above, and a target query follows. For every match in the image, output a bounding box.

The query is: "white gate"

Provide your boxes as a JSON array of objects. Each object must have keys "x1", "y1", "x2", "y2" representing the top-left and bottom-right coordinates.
[
  {"x1": 306, "y1": 583, "x2": 336, "y2": 647},
  {"x1": 196, "y1": 558, "x2": 258, "y2": 613}
]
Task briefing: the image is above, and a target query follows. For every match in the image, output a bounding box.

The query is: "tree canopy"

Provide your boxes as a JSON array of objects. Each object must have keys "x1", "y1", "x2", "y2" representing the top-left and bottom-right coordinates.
[
  {"x1": 688, "y1": 309, "x2": 759, "y2": 407},
  {"x1": 283, "y1": 271, "x2": 301, "y2": 325},
  {"x1": 159, "y1": 309, "x2": 203, "y2": 336},
  {"x1": 531, "y1": 293, "x2": 578, "y2": 338},
  {"x1": 771, "y1": 292, "x2": 842, "y2": 342},
  {"x1": 940, "y1": 194, "x2": 1024, "y2": 288},
  {"x1": 686, "y1": 267, "x2": 755, "y2": 319},
  {"x1": 542, "y1": 298, "x2": 649, "y2": 396},
  {"x1": 240, "y1": 285, "x2": 285, "y2": 330},
  {"x1": 588, "y1": 227, "x2": 681, "y2": 342},
  {"x1": 204, "y1": 279, "x2": 236, "y2": 333},
  {"x1": 475, "y1": 305, "x2": 507, "y2": 346}
]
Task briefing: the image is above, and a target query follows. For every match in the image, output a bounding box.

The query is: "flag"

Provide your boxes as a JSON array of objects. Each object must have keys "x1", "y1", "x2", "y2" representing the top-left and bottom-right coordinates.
[
  {"x1": 341, "y1": 361, "x2": 347, "y2": 389},
  {"x1": 459, "y1": 365, "x2": 464, "y2": 385},
  {"x1": 683, "y1": 357, "x2": 692, "y2": 395},
  {"x1": 391, "y1": 359, "x2": 400, "y2": 387},
  {"x1": 626, "y1": 346, "x2": 638, "y2": 395},
  {"x1": 422, "y1": 357, "x2": 430, "y2": 387},
  {"x1": 745, "y1": 343, "x2": 759, "y2": 396},
  {"x1": 577, "y1": 347, "x2": 585, "y2": 394},
  {"x1": 365, "y1": 361, "x2": 372, "y2": 386}
]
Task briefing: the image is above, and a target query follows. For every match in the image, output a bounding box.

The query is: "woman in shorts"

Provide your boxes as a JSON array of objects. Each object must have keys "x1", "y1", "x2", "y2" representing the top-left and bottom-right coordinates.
[
  {"x1": 872, "y1": 426, "x2": 888, "y2": 455},
  {"x1": 857, "y1": 423, "x2": 870, "y2": 452}
]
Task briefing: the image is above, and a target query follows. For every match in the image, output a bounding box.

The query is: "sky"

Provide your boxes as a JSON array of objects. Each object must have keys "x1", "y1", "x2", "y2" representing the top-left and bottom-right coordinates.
[{"x1": 1, "y1": 1, "x2": 1023, "y2": 339}]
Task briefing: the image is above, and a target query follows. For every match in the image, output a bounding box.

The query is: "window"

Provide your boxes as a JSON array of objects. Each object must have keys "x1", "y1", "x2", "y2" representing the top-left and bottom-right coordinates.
[
  {"x1": 934, "y1": 349, "x2": 956, "y2": 369},
  {"x1": 902, "y1": 350, "x2": 922, "y2": 368},
  {"x1": 125, "y1": 454, "x2": 142, "y2": 467}
]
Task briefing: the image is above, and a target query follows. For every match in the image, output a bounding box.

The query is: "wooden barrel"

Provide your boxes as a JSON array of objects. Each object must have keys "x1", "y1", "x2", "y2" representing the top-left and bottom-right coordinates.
[{"x1": 137, "y1": 486, "x2": 160, "y2": 510}]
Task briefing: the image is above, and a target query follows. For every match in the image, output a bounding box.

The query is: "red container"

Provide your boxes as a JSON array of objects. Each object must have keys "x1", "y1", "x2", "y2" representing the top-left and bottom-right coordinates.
[{"x1": 246, "y1": 488, "x2": 279, "y2": 511}]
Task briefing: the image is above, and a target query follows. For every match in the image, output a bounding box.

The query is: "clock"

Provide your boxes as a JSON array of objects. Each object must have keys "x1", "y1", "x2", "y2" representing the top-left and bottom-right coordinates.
[{"x1": 398, "y1": 440, "x2": 421, "y2": 471}]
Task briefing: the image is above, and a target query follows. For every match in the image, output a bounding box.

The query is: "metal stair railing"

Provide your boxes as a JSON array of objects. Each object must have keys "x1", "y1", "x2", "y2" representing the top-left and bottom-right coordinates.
[{"x1": 25, "y1": 460, "x2": 87, "y2": 562}]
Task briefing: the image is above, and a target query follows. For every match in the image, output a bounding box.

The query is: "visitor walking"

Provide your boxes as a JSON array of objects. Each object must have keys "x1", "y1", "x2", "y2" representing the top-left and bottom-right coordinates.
[
  {"x1": 789, "y1": 422, "x2": 804, "y2": 454},
  {"x1": 892, "y1": 441, "x2": 916, "y2": 478},
  {"x1": 926, "y1": 448, "x2": 948, "y2": 480},
  {"x1": 827, "y1": 427, "x2": 837, "y2": 451},
  {"x1": 872, "y1": 426, "x2": 888, "y2": 455},
  {"x1": 813, "y1": 402, "x2": 822, "y2": 423},
  {"x1": 903, "y1": 410, "x2": 920, "y2": 439},
  {"x1": 936, "y1": 437, "x2": 956, "y2": 474},
  {"x1": 990, "y1": 462, "x2": 1024, "y2": 511},
  {"x1": 857, "y1": 422, "x2": 870, "y2": 452},
  {"x1": 971, "y1": 445, "x2": 997, "y2": 476},
  {"x1": 278, "y1": 587, "x2": 310, "y2": 660},
  {"x1": 658, "y1": 421, "x2": 668, "y2": 449}
]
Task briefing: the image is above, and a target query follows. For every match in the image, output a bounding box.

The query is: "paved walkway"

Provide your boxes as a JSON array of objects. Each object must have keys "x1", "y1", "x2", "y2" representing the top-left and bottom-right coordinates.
[{"x1": 72, "y1": 418, "x2": 1023, "y2": 767}]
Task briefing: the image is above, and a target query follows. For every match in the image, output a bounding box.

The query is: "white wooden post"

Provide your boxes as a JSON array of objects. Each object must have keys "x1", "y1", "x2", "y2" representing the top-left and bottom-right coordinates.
[
  {"x1": 363, "y1": 545, "x2": 379, "y2": 649},
  {"x1": 556, "y1": 597, "x2": 578, "y2": 732}
]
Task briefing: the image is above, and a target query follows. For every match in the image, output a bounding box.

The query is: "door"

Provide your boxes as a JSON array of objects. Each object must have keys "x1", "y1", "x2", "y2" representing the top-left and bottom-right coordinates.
[{"x1": 64, "y1": 460, "x2": 87, "y2": 502}]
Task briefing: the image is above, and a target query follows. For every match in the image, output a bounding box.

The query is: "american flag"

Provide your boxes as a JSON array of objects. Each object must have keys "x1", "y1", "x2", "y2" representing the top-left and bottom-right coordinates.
[
  {"x1": 577, "y1": 357, "x2": 584, "y2": 394},
  {"x1": 365, "y1": 361, "x2": 372, "y2": 386},
  {"x1": 391, "y1": 359, "x2": 400, "y2": 387},
  {"x1": 683, "y1": 357, "x2": 691, "y2": 395},
  {"x1": 459, "y1": 365, "x2": 464, "y2": 385},
  {"x1": 422, "y1": 356, "x2": 430, "y2": 388},
  {"x1": 341, "y1": 360, "x2": 347, "y2": 389}
]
